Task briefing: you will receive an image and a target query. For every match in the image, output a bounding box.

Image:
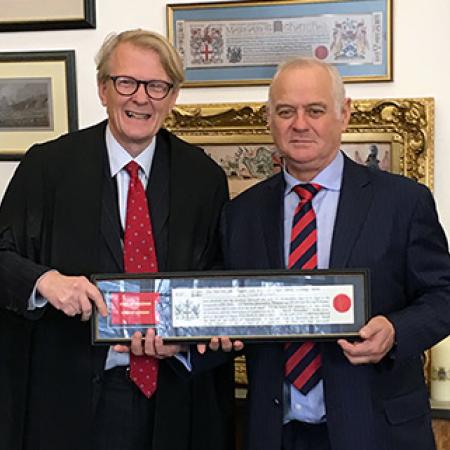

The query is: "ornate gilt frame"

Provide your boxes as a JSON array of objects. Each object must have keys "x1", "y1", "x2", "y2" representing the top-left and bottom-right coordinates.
[
  {"x1": 165, "y1": 97, "x2": 435, "y2": 385},
  {"x1": 166, "y1": 97, "x2": 434, "y2": 190}
]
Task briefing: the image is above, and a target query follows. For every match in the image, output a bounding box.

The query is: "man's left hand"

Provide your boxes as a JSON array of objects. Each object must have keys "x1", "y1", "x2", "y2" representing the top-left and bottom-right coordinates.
[
  {"x1": 197, "y1": 336, "x2": 244, "y2": 354},
  {"x1": 337, "y1": 315, "x2": 395, "y2": 365}
]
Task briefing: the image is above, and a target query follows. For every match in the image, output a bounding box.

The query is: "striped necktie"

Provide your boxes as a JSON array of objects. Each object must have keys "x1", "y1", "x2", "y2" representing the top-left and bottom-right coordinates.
[
  {"x1": 284, "y1": 183, "x2": 323, "y2": 394},
  {"x1": 124, "y1": 161, "x2": 159, "y2": 398}
]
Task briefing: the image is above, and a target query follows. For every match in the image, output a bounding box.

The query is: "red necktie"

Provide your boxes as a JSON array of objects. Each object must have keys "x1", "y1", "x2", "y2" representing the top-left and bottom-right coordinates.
[
  {"x1": 124, "y1": 161, "x2": 158, "y2": 398},
  {"x1": 284, "y1": 183, "x2": 323, "y2": 394}
]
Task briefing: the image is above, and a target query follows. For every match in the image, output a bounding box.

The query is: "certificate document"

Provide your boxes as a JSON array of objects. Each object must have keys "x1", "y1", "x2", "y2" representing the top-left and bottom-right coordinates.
[
  {"x1": 176, "y1": 14, "x2": 383, "y2": 69},
  {"x1": 172, "y1": 285, "x2": 355, "y2": 328},
  {"x1": 91, "y1": 270, "x2": 369, "y2": 344}
]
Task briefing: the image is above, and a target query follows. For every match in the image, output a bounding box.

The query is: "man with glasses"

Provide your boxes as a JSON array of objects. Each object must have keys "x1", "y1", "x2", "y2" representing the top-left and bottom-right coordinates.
[{"x1": 0, "y1": 29, "x2": 233, "y2": 450}]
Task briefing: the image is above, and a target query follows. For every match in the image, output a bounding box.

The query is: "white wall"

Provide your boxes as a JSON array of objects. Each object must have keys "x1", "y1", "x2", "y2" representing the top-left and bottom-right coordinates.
[{"x1": 2, "y1": 0, "x2": 450, "y2": 232}]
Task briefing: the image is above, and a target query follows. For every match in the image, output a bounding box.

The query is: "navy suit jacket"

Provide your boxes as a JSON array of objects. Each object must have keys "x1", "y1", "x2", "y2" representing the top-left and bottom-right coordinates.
[{"x1": 221, "y1": 154, "x2": 450, "y2": 450}]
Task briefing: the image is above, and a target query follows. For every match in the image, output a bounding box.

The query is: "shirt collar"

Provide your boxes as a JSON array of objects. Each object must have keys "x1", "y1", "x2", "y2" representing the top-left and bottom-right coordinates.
[
  {"x1": 283, "y1": 150, "x2": 344, "y2": 195},
  {"x1": 105, "y1": 125, "x2": 156, "y2": 178}
]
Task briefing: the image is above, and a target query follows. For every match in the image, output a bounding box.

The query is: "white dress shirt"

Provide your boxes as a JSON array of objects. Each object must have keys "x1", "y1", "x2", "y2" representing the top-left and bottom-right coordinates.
[{"x1": 104, "y1": 126, "x2": 156, "y2": 369}]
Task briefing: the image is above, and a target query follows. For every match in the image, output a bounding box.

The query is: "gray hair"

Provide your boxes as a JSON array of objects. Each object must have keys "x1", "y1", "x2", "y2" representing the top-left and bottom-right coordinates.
[
  {"x1": 268, "y1": 57, "x2": 346, "y2": 117},
  {"x1": 95, "y1": 29, "x2": 184, "y2": 88}
]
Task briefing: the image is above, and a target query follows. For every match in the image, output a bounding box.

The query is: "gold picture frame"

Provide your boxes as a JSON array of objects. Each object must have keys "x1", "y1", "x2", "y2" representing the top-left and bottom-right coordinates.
[
  {"x1": 167, "y1": 97, "x2": 434, "y2": 192},
  {"x1": 167, "y1": 0, "x2": 392, "y2": 87},
  {"x1": 166, "y1": 97, "x2": 435, "y2": 386}
]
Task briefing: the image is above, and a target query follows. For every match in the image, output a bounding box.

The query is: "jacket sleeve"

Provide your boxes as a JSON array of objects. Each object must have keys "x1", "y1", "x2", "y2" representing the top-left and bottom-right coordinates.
[
  {"x1": 0, "y1": 146, "x2": 52, "y2": 315},
  {"x1": 202, "y1": 167, "x2": 229, "y2": 271},
  {"x1": 387, "y1": 184, "x2": 450, "y2": 359}
]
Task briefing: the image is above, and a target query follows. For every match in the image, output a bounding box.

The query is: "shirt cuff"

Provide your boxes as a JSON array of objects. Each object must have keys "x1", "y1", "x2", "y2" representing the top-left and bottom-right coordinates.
[
  {"x1": 28, "y1": 271, "x2": 54, "y2": 310},
  {"x1": 175, "y1": 350, "x2": 192, "y2": 371}
]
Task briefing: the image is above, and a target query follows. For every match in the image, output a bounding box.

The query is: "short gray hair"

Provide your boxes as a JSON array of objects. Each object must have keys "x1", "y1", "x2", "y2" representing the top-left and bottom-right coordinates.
[
  {"x1": 268, "y1": 57, "x2": 346, "y2": 117},
  {"x1": 95, "y1": 29, "x2": 184, "y2": 88}
]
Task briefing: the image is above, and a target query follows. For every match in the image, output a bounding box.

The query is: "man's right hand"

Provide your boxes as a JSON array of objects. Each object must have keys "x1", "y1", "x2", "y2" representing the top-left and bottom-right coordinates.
[{"x1": 36, "y1": 271, "x2": 107, "y2": 321}]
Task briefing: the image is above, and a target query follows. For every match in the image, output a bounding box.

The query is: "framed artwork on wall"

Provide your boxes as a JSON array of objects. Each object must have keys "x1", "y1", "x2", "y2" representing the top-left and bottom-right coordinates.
[
  {"x1": 0, "y1": 0, "x2": 96, "y2": 32},
  {"x1": 167, "y1": 0, "x2": 392, "y2": 87},
  {"x1": 166, "y1": 97, "x2": 434, "y2": 199},
  {"x1": 165, "y1": 96, "x2": 434, "y2": 386},
  {"x1": 0, "y1": 51, "x2": 78, "y2": 160}
]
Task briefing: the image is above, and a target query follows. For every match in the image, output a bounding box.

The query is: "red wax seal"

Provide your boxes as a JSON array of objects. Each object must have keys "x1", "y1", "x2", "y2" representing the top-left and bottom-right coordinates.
[
  {"x1": 315, "y1": 45, "x2": 329, "y2": 60},
  {"x1": 333, "y1": 294, "x2": 352, "y2": 313}
]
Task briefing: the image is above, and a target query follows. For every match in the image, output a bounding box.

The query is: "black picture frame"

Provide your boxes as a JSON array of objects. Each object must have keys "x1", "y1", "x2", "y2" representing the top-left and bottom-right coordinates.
[
  {"x1": 0, "y1": 0, "x2": 95, "y2": 32},
  {"x1": 91, "y1": 269, "x2": 369, "y2": 345},
  {"x1": 0, "y1": 50, "x2": 78, "y2": 161}
]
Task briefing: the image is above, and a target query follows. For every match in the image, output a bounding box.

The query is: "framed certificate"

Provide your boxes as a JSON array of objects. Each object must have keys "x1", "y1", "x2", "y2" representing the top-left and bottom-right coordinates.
[
  {"x1": 167, "y1": 0, "x2": 392, "y2": 86},
  {"x1": 91, "y1": 269, "x2": 369, "y2": 344}
]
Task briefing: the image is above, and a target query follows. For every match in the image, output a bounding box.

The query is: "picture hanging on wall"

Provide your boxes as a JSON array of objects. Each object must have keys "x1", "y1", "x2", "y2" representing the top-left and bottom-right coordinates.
[
  {"x1": 167, "y1": 0, "x2": 392, "y2": 87},
  {"x1": 0, "y1": 51, "x2": 78, "y2": 160},
  {"x1": 165, "y1": 98, "x2": 434, "y2": 199},
  {"x1": 0, "y1": 0, "x2": 96, "y2": 32},
  {"x1": 165, "y1": 96, "x2": 434, "y2": 387}
]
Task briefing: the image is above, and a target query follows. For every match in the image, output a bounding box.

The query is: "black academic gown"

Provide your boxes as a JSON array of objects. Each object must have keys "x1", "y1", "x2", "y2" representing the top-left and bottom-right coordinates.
[{"x1": 0, "y1": 121, "x2": 234, "y2": 450}]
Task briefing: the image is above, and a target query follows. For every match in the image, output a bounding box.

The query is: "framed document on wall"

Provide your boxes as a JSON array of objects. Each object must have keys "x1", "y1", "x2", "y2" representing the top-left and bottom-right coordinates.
[{"x1": 167, "y1": 0, "x2": 392, "y2": 87}]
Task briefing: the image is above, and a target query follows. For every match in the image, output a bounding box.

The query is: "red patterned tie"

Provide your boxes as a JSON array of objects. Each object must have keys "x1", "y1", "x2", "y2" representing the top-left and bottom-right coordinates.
[
  {"x1": 124, "y1": 161, "x2": 158, "y2": 398},
  {"x1": 284, "y1": 183, "x2": 322, "y2": 394}
]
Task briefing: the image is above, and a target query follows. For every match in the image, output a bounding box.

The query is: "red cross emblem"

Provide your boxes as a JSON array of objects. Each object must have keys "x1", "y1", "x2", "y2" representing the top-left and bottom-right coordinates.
[{"x1": 200, "y1": 42, "x2": 213, "y2": 61}]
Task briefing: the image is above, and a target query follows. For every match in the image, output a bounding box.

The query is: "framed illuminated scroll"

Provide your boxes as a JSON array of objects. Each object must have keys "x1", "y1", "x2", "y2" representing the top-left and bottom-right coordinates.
[
  {"x1": 91, "y1": 269, "x2": 368, "y2": 344},
  {"x1": 167, "y1": 0, "x2": 392, "y2": 86}
]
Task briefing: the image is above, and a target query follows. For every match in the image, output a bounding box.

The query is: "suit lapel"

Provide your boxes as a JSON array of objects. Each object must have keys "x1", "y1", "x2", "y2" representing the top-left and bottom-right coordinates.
[
  {"x1": 260, "y1": 173, "x2": 285, "y2": 268},
  {"x1": 147, "y1": 132, "x2": 170, "y2": 270},
  {"x1": 330, "y1": 156, "x2": 373, "y2": 267},
  {"x1": 100, "y1": 158, "x2": 123, "y2": 271},
  {"x1": 97, "y1": 130, "x2": 171, "y2": 273},
  {"x1": 53, "y1": 121, "x2": 115, "y2": 275}
]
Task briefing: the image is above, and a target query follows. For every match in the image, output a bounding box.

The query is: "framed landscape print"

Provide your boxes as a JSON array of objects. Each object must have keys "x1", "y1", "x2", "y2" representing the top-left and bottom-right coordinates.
[{"x1": 0, "y1": 51, "x2": 78, "y2": 160}]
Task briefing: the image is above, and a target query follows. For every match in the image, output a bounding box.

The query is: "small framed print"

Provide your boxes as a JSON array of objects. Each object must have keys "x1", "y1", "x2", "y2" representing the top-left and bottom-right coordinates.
[
  {"x1": 91, "y1": 269, "x2": 369, "y2": 344},
  {"x1": 0, "y1": 0, "x2": 96, "y2": 32},
  {"x1": 0, "y1": 51, "x2": 78, "y2": 160}
]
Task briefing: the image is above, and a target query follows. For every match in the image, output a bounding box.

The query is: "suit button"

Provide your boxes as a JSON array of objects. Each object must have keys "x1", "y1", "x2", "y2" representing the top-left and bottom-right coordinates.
[
  {"x1": 273, "y1": 398, "x2": 280, "y2": 406},
  {"x1": 92, "y1": 374, "x2": 102, "y2": 384}
]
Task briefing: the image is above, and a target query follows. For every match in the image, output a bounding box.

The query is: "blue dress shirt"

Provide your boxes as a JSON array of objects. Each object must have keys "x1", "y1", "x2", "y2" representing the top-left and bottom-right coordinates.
[{"x1": 282, "y1": 151, "x2": 343, "y2": 424}]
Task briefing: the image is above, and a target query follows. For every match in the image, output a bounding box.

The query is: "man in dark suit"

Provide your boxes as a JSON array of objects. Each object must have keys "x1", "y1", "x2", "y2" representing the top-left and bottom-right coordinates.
[
  {"x1": 0, "y1": 29, "x2": 233, "y2": 450},
  {"x1": 215, "y1": 58, "x2": 450, "y2": 450}
]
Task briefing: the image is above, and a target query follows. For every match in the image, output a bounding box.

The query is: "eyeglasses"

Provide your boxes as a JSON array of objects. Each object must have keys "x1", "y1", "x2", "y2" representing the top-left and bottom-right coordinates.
[{"x1": 108, "y1": 75, "x2": 174, "y2": 100}]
